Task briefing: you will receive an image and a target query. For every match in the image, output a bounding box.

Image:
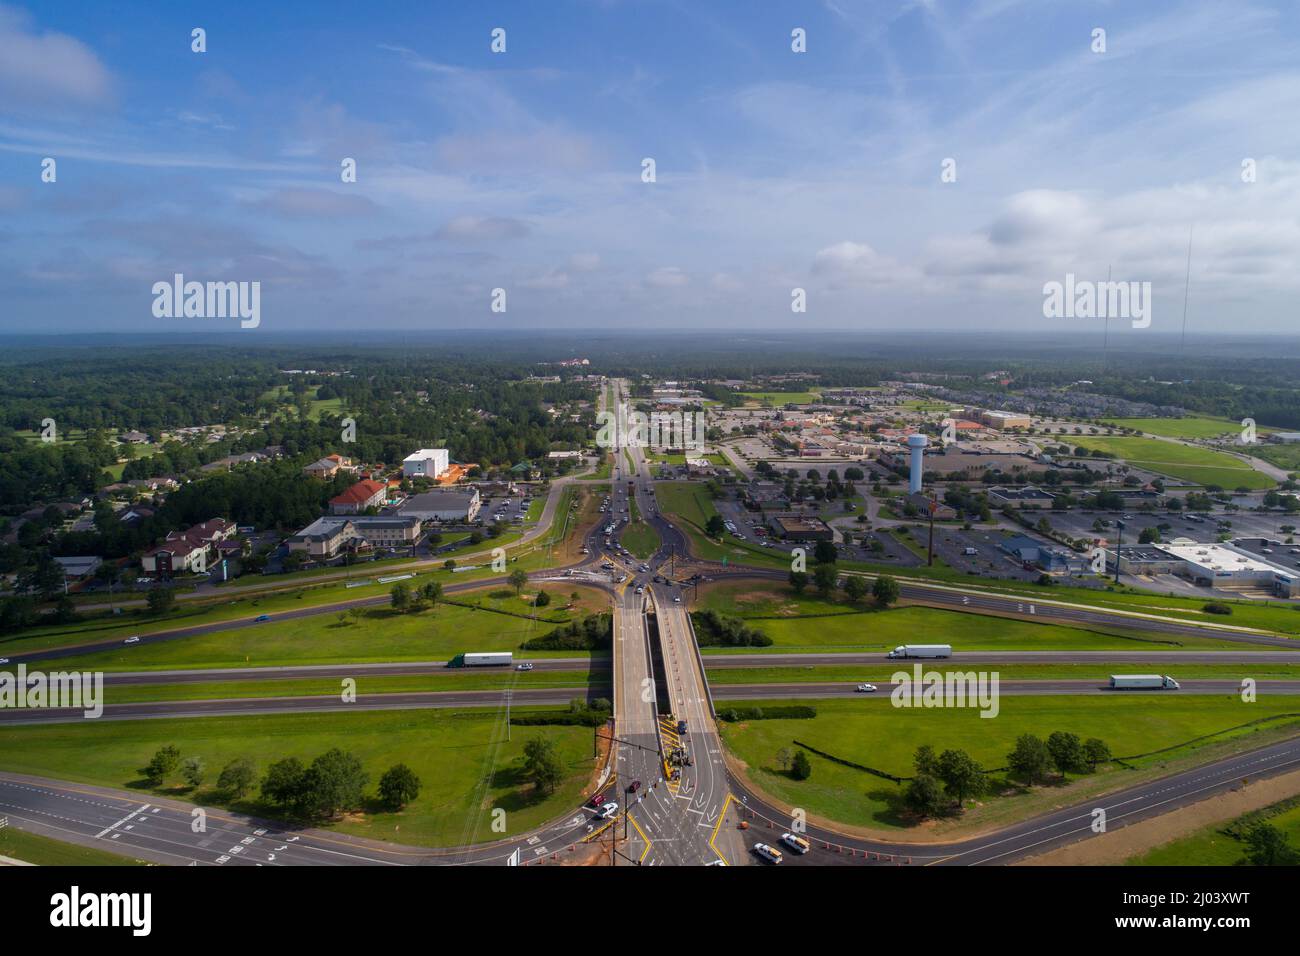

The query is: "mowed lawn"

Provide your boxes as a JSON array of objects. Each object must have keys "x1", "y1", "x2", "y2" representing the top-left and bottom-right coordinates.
[
  {"x1": 739, "y1": 391, "x2": 820, "y2": 406},
  {"x1": 1102, "y1": 416, "x2": 1254, "y2": 440},
  {"x1": 1068, "y1": 435, "x2": 1273, "y2": 489},
  {"x1": 721, "y1": 695, "x2": 1300, "y2": 832},
  {"x1": 0, "y1": 708, "x2": 596, "y2": 848},
  {"x1": 47, "y1": 587, "x2": 609, "y2": 672},
  {"x1": 696, "y1": 584, "x2": 1252, "y2": 652},
  {"x1": 0, "y1": 826, "x2": 149, "y2": 865},
  {"x1": 1127, "y1": 801, "x2": 1300, "y2": 866}
]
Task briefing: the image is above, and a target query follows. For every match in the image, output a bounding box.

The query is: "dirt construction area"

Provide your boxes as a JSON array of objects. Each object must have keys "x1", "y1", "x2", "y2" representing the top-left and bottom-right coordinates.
[{"x1": 1020, "y1": 766, "x2": 1300, "y2": 865}]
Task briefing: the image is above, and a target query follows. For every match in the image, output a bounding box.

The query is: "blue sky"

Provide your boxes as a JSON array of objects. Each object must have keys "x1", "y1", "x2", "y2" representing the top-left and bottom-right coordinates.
[{"x1": 3, "y1": 0, "x2": 1300, "y2": 335}]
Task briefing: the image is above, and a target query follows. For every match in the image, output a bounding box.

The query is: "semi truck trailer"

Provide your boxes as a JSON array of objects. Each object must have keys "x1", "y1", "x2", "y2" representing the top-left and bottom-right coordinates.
[
  {"x1": 462, "y1": 652, "x2": 514, "y2": 667},
  {"x1": 887, "y1": 644, "x2": 952, "y2": 659},
  {"x1": 1108, "y1": 674, "x2": 1179, "y2": 690}
]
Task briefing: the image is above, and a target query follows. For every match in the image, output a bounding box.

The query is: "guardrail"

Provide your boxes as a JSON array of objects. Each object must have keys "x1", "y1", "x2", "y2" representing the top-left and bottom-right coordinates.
[{"x1": 681, "y1": 607, "x2": 718, "y2": 719}]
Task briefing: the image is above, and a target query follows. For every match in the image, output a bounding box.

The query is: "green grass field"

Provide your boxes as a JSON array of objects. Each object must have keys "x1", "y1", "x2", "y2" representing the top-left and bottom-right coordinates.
[
  {"x1": 739, "y1": 391, "x2": 820, "y2": 406},
  {"x1": 720, "y1": 695, "x2": 1300, "y2": 832},
  {"x1": 1252, "y1": 443, "x2": 1300, "y2": 474},
  {"x1": 106, "y1": 668, "x2": 598, "y2": 704},
  {"x1": 1102, "y1": 416, "x2": 1255, "y2": 440},
  {"x1": 0, "y1": 708, "x2": 597, "y2": 848},
  {"x1": 0, "y1": 826, "x2": 148, "y2": 866},
  {"x1": 1127, "y1": 800, "x2": 1300, "y2": 865},
  {"x1": 697, "y1": 583, "x2": 1256, "y2": 652},
  {"x1": 1067, "y1": 435, "x2": 1274, "y2": 489},
  {"x1": 622, "y1": 498, "x2": 660, "y2": 559},
  {"x1": 42, "y1": 584, "x2": 610, "y2": 672}
]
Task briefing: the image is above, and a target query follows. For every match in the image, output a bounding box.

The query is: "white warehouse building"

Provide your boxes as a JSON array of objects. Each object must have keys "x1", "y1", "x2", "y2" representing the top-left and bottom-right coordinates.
[{"x1": 402, "y1": 448, "x2": 450, "y2": 479}]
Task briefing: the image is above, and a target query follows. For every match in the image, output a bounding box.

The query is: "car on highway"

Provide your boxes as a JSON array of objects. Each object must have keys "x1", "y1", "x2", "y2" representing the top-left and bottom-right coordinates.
[
  {"x1": 752, "y1": 843, "x2": 784, "y2": 864},
  {"x1": 597, "y1": 801, "x2": 619, "y2": 819},
  {"x1": 855, "y1": 683, "x2": 878, "y2": 692},
  {"x1": 254, "y1": 614, "x2": 271, "y2": 622},
  {"x1": 516, "y1": 662, "x2": 534, "y2": 671},
  {"x1": 627, "y1": 780, "x2": 641, "y2": 793},
  {"x1": 780, "y1": 833, "x2": 811, "y2": 854},
  {"x1": 588, "y1": 791, "x2": 610, "y2": 807},
  {"x1": 124, "y1": 636, "x2": 141, "y2": 644},
  {"x1": 673, "y1": 595, "x2": 681, "y2": 603},
  {"x1": 635, "y1": 585, "x2": 644, "y2": 594},
  {"x1": 0, "y1": 658, "x2": 9, "y2": 665}
]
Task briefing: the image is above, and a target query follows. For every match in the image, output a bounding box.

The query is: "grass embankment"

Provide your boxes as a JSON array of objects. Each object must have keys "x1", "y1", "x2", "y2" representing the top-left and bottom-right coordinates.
[
  {"x1": 1127, "y1": 799, "x2": 1300, "y2": 865},
  {"x1": 696, "y1": 584, "x2": 1261, "y2": 653},
  {"x1": 1067, "y1": 435, "x2": 1273, "y2": 490},
  {"x1": 622, "y1": 498, "x2": 660, "y2": 559},
  {"x1": 0, "y1": 708, "x2": 597, "y2": 848},
  {"x1": 0, "y1": 826, "x2": 148, "y2": 866},
  {"x1": 721, "y1": 695, "x2": 1300, "y2": 835},
  {"x1": 43, "y1": 584, "x2": 611, "y2": 672}
]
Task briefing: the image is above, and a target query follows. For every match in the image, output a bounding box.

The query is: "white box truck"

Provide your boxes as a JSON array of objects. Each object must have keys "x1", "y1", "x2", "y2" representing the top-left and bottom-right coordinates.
[
  {"x1": 1109, "y1": 674, "x2": 1179, "y2": 690},
  {"x1": 463, "y1": 652, "x2": 514, "y2": 667},
  {"x1": 887, "y1": 644, "x2": 952, "y2": 659}
]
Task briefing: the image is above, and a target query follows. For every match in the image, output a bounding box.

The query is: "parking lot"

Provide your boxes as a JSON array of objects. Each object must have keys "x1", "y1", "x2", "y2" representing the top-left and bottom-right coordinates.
[{"x1": 1046, "y1": 508, "x2": 1293, "y2": 545}]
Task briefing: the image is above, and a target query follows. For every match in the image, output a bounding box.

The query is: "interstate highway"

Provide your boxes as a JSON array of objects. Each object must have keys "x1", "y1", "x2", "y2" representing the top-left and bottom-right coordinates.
[{"x1": 4, "y1": 679, "x2": 1295, "y2": 725}]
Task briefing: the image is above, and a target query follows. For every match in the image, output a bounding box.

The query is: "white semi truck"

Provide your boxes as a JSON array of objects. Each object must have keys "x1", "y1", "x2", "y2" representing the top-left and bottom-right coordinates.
[
  {"x1": 887, "y1": 644, "x2": 952, "y2": 659},
  {"x1": 463, "y1": 652, "x2": 514, "y2": 667},
  {"x1": 1109, "y1": 674, "x2": 1180, "y2": 690}
]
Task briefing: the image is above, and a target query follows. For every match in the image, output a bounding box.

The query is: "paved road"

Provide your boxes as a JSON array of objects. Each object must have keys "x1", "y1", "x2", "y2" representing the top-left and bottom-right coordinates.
[
  {"x1": 730, "y1": 734, "x2": 1300, "y2": 866},
  {"x1": 0, "y1": 686, "x2": 610, "y2": 725},
  {"x1": 7, "y1": 677, "x2": 1290, "y2": 726},
  {"x1": 97, "y1": 658, "x2": 606, "y2": 685},
  {"x1": 58, "y1": 648, "x2": 1295, "y2": 690},
  {"x1": 704, "y1": 650, "x2": 1300, "y2": 667},
  {"x1": 7, "y1": 730, "x2": 1300, "y2": 868},
  {"x1": 712, "y1": 680, "x2": 1300, "y2": 700},
  {"x1": 0, "y1": 770, "x2": 606, "y2": 867}
]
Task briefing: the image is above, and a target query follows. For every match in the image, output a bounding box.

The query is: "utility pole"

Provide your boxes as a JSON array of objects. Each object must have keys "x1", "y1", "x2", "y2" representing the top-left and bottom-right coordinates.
[
  {"x1": 927, "y1": 495, "x2": 937, "y2": 567},
  {"x1": 1113, "y1": 520, "x2": 1125, "y2": 585}
]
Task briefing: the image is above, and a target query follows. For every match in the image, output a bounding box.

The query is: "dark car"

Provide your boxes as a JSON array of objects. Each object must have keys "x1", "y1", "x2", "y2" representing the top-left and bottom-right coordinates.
[
  {"x1": 588, "y1": 791, "x2": 609, "y2": 807},
  {"x1": 254, "y1": 614, "x2": 271, "y2": 622},
  {"x1": 627, "y1": 780, "x2": 641, "y2": 793}
]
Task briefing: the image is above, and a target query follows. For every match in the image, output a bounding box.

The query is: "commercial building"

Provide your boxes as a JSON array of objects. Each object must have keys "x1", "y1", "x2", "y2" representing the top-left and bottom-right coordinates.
[
  {"x1": 967, "y1": 408, "x2": 1032, "y2": 430},
  {"x1": 287, "y1": 515, "x2": 423, "y2": 560},
  {"x1": 53, "y1": 555, "x2": 103, "y2": 581},
  {"x1": 988, "y1": 486, "x2": 1057, "y2": 508},
  {"x1": 302, "y1": 453, "x2": 354, "y2": 479},
  {"x1": 402, "y1": 448, "x2": 450, "y2": 479},
  {"x1": 141, "y1": 518, "x2": 234, "y2": 576},
  {"x1": 328, "y1": 479, "x2": 389, "y2": 515},
  {"x1": 397, "y1": 488, "x2": 482, "y2": 523},
  {"x1": 1152, "y1": 543, "x2": 1300, "y2": 596},
  {"x1": 767, "y1": 514, "x2": 835, "y2": 542}
]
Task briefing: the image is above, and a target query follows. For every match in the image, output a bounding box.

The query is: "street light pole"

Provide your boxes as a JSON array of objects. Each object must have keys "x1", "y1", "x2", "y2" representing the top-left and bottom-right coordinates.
[{"x1": 1114, "y1": 520, "x2": 1125, "y2": 585}]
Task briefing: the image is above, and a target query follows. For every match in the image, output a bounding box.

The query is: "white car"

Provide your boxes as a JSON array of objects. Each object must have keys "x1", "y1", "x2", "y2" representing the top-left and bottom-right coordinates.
[
  {"x1": 673, "y1": 596, "x2": 682, "y2": 603},
  {"x1": 517, "y1": 662, "x2": 534, "y2": 671},
  {"x1": 0, "y1": 658, "x2": 9, "y2": 665},
  {"x1": 597, "y1": 801, "x2": 619, "y2": 819},
  {"x1": 855, "y1": 683, "x2": 877, "y2": 693},
  {"x1": 124, "y1": 636, "x2": 141, "y2": 645}
]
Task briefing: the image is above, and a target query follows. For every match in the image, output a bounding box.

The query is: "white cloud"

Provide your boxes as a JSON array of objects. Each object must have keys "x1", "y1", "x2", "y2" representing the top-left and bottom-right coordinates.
[{"x1": 0, "y1": 5, "x2": 114, "y2": 110}]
